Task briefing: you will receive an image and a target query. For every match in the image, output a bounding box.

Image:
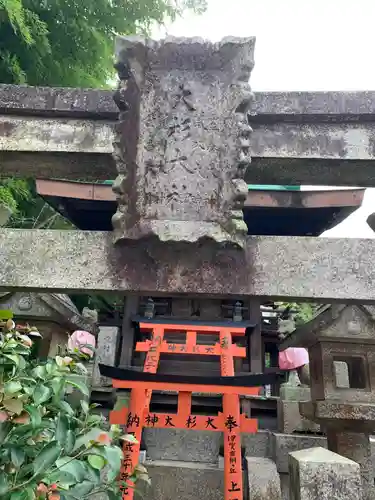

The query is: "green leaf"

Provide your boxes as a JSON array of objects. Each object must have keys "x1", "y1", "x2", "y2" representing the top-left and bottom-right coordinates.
[
  {"x1": 10, "y1": 488, "x2": 36, "y2": 500},
  {"x1": 72, "y1": 428, "x2": 104, "y2": 452},
  {"x1": 24, "y1": 405, "x2": 42, "y2": 426},
  {"x1": 80, "y1": 400, "x2": 89, "y2": 414},
  {"x1": 3, "y1": 353, "x2": 20, "y2": 365},
  {"x1": 55, "y1": 413, "x2": 69, "y2": 444},
  {"x1": 23, "y1": 385, "x2": 35, "y2": 396},
  {"x1": 81, "y1": 462, "x2": 100, "y2": 484},
  {"x1": 66, "y1": 377, "x2": 89, "y2": 397},
  {"x1": 66, "y1": 480, "x2": 94, "y2": 497},
  {"x1": 33, "y1": 440, "x2": 61, "y2": 475},
  {"x1": 0, "y1": 422, "x2": 11, "y2": 444},
  {"x1": 88, "y1": 454, "x2": 106, "y2": 470},
  {"x1": 0, "y1": 471, "x2": 8, "y2": 495},
  {"x1": 18, "y1": 355, "x2": 26, "y2": 370},
  {"x1": 32, "y1": 365, "x2": 46, "y2": 379},
  {"x1": 107, "y1": 491, "x2": 120, "y2": 500},
  {"x1": 33, "y1": 384, "x2": 52, "y2": 405},
  {"x1": 55, "y1": 457, "x2": 87, "y2": 482},
  {"x1": 46, "y1": 362, "x2": 54, "y2": 374},
  {"x1": 5, "y1": 381, "x2": 22, "y2": 394},
  {"x1": 51, "y1": 377, "x2": 64, "y2": 396},
  {"x1": 0, "y1": 309, "x2": 13, "y2": 320},
  {"x1": 44, "y1": 469, "x2": 77, "y2": 488},
  {"x1": 3, "y1": 397, "x2": 23, "y2": 414},
  {"x1": 58, "y1": 400, "x2": 74, "y2": 416},
  {"x1": 121, "y1": 433, "x2": 138, "y2": 444},
  {"x1": 104, "y1": 446, "x2": 123, "y2": 481},
  {"x1": 65, "y1": 429, "x2": 75, "y2": 454},
  {"x1": 11, "y1": 446, "x2": 25, "y2": 468}
]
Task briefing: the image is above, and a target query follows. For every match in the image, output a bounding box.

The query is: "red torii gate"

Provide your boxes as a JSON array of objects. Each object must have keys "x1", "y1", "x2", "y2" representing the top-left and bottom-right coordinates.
[{"x1": 100, "y1": 320, "x2": 281, "y2": 500}]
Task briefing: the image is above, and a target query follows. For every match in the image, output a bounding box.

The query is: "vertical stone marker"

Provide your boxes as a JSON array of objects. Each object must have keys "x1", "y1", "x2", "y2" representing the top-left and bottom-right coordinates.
[
  {"x1": 111, "y1": 36, "x2": 255, "y2": 248},
  {"x1": 92, "y1": 326, "x2": 119, "y2": 388},
  {"x1": 289, "y1": 447, "x2": 362, "y2": 500}
]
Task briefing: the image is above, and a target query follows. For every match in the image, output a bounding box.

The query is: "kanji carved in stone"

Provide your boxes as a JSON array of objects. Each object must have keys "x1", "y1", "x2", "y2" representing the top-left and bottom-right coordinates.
[{"x1": 111, "y1": 36, "x2": 255, "y2": 248}]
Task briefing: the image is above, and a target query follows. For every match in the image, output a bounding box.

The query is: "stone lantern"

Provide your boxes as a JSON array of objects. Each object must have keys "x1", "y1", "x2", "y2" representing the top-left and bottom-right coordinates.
[{"x1": 280, "y1": 303, "x2": 375, "y2": 500}]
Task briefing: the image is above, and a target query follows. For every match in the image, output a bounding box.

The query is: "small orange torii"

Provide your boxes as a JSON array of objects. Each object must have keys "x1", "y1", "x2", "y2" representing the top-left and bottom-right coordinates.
[{"x1": 100, "y1": 320, "x2": 281, "y2": 500}]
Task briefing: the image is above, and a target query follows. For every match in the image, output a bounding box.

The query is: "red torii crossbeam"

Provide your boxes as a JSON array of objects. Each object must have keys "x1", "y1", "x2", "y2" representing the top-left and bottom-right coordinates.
[{"x1": 101, "y1": 321, "x2": 279, "y2": 500}]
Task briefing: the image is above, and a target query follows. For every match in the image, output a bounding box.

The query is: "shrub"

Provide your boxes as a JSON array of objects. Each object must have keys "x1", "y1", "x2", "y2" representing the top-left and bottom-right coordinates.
[{"x1": 0, "y1": 319, "x2": 144, "y2": 500}]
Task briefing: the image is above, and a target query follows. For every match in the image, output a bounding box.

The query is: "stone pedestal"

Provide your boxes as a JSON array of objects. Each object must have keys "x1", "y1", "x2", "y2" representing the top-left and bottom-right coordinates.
[
  {"x1": 246, "y1": 457, "x2": 282, "y2": 500},
  {"x1": 301, "y1": 400, "x2": 375, "y2": 500},
  {"x1": 289, "y1": 447, "x2": 362, "y2": 500},
  {"x1": 277, "y1": 384, "x2": 320, "y2": 434},
  {"x1": 327, "y1": 429, "x2": 374, "y2": 500}
]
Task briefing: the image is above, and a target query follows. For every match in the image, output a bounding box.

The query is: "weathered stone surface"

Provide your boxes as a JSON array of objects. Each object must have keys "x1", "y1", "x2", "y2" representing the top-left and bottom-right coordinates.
[
  {"x1": 0, "y1": 116, "x2": 113, "y2": 153},
  {"x1": 279, "y1": 385, "x2": 311, "y2": 403},
  {"x1": 246, "y1": 457, "x2": 282, "y2": 500},
  {"x1": 289, "y1": 447, "x2": 362, "y2": 500},
  {"x1": 4, "y1": 85, "x2": 375, "y2": 186},
  {"x1": 326, "y1": 430, "x2": 374, "y2": 500},
  {"x1": 271, "y1": 433, "x2": 327, "y2": 474},
  {"x1": 111, "y1": 36, "x2": 254, "y2": 247},
  {"x1": 0, "y1": 151, "x2": 116, "y2": 181},
  {"x1": 143, "y1": 460, "x2": 223, "y2": 500},
  {"x1": 0, "y1": 84, "x2": 116, "y2": 118},
  {"x1": 250, "y1": 122, "x2": 375, "y2": 161},
  {"x1": 143, "y1": 429, "x2": 221, "y2": 463},
  {"x1": 92, "y1": 326, "x2": 119, "y2": 388},
  {"x1": 4, "y1": 85, "x2": 375, "y2": 119},
  {"x1": 93, "y1": 460, "x2": 223, "y2": 500},
  {"x1": 252, "y1": 91, "x2": 375, "y2": 117},
  {"x1": 242, "y1": 430, "x2": 271, "y2": 458},
  {"x1": 277, "y1": 400, "x2": 320, "y2": 435},
  {"x1": 301, "y1": 401, "x2": 375, "y2": 429},
  {"x1": 3, "y1": 230, "x2": 375, "y2": 302},
  {"x1": 278, "y1": 384, "x2": 320, "y2": 434},
  {"x1": 333, "y1": 360, "x2": 350, "y2": 388}
]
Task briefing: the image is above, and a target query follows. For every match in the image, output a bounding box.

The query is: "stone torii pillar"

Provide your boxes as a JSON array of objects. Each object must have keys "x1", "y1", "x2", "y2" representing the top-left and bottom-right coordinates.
[{"x1": 111, "y1": 36, "x2": 255, "y2": 248}]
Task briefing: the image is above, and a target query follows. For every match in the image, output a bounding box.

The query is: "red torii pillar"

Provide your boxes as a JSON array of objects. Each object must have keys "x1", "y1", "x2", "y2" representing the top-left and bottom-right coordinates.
[{"x1": 106, "y1": 321, "x2": 265, "y2": 500}]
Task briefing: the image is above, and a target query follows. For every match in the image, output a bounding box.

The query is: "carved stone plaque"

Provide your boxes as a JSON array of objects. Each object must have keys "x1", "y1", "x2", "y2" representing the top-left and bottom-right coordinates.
[{"x1": 112, "y1": 36, "x2": 255, "y2": 248}]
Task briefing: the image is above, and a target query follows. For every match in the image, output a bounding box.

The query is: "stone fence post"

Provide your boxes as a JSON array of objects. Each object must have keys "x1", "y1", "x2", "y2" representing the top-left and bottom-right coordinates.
[{"x1": 289, "y1": 447, "x2": 362, "y2": 500}]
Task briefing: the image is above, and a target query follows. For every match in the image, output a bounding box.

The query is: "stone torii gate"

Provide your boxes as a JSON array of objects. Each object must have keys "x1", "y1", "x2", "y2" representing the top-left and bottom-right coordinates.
[{"x1": 1, "y1": 35, "x2": 375, "y2": 500}]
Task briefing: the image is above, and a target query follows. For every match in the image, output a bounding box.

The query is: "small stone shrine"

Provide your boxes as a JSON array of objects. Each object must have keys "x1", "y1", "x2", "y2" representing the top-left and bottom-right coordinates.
[
  {"x1": 280, "y1": 303, "x2": 375, "y2": 500},
  {"x1": 0, "y1": 291, "x2": 97, "y2": 357}
]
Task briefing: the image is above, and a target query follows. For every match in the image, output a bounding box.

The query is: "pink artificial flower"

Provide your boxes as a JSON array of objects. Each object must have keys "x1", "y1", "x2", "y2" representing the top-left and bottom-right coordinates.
[
  {"x1": 0, "y1": 411, "x2": 8, "y2": 422},
  {"x1": 278, "y1": 347, "x2": 309, "y2": 370},
  {"x1": 96, "y1": 432, "x2": 111, "y2": 445},
  {"x1": 68, "y1": 330, "x2": 95, "y2": 358}
]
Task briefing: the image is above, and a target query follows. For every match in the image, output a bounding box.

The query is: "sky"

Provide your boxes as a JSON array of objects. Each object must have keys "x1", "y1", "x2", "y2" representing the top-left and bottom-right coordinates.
[{"x1": 152, "y1": 0, "x2": 375, "y2": 238}]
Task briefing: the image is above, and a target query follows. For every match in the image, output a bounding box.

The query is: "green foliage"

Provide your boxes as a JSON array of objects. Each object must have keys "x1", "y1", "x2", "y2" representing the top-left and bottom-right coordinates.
[
  {"x1": 0, "y1": 178, "x2": 72, "y2": 229},
  {"x1": 277, "y1": 302, "x2": 319, "y2": 335},
  {"x1": 0, "y1": 179, "x2": 30, "y2": 213},
  {"x1": 0, "y1": 0, "x2": 207, "y2": 87},
  {"x1": 0, "y1": 320, "x2": 146, "y2": 499}
]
